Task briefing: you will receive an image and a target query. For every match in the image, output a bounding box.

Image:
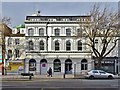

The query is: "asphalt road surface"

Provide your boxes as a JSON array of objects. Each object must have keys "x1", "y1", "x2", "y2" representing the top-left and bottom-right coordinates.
[{"x1": 1, "y1": 79, "x2": 120, "y2": 90}]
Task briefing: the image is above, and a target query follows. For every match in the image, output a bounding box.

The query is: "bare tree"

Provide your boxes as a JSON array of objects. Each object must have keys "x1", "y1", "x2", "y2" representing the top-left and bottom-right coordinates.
[
  {"x1": 0, "y1": 16, "x2": 11, "y2": 25},
  {"x1": 78, "y1": 3, "x2": 119, "y2": 69}
]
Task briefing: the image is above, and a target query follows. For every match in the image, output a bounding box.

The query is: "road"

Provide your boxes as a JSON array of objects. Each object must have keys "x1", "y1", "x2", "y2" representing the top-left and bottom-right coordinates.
[{"x1": 1, "y1": 79, "x2": 120, "y2": 90}]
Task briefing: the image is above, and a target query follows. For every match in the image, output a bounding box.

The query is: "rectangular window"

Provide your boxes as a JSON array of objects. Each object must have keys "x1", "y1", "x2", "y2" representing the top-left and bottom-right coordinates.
[
  {"x1": 39, "y1": 28, "x2": 44, "y2": 36},
  {"x1": 66, "y1": 29, "x2": 71, "y2": 36},
  {"x1": 81, "y1": 63, "x2": 87, "y2": 70},
  {"x1": 15, "y1": 49, "x2": 19, "y2": 58},
  {"x1": 55, "y1": 29, "x2": 60, "y2": 36},
  {"x1": 15, "y1": 39, "x2": 19, "y2": 45},
  {"x1": 8, "y1": 38, "x2": 12, "y2": 46},
  {"x1": 95, "y1": 39, "x2": 98, "y2": 43},
  {"x1": 28, "y1": 28, "x2": 34, "y2": 36}
]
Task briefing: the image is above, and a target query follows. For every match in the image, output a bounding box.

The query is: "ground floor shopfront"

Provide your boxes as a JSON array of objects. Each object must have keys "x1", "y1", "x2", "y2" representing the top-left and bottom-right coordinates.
[
  {"x1": 25, "y1": 52, "x2": 94, "y2": 75},
  {"x1": 5, "y1": 60, "x2": 24, "y2": 74},
  {"x1": 94, "y1": 57, "x2": 119, "y2": 74}
]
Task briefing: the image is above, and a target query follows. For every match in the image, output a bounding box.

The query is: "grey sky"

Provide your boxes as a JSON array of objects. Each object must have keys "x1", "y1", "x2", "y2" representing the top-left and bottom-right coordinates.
[{"x1": 2, "y1": 2, "x2": 118, "y2": 27}]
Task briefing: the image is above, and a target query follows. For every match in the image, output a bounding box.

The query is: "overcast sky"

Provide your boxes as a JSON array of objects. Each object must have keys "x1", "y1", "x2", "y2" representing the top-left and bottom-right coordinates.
[{"x1": 2, "y1": 2, "x2": 118, "y2": 27}]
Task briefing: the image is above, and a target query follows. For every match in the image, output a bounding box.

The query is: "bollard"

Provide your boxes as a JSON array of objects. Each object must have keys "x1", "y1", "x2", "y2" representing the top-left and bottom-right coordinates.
[
  {"x1": 63, "y1": 73, "x2": 65, "y2": 78},
  {"x1": 29, "y1": 75, "x2": 32, "y2": 80}
]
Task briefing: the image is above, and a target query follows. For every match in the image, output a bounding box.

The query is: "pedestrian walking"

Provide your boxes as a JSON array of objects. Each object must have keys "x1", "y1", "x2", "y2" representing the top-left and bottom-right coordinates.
[{"x1": 47, "y1": 67, "x2": 52, "y2": 77}]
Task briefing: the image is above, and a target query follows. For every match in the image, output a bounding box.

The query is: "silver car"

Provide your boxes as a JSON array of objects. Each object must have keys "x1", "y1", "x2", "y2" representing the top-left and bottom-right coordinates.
[{"x1": 85, "y1": 70, "x2": 114, "y2": 79}]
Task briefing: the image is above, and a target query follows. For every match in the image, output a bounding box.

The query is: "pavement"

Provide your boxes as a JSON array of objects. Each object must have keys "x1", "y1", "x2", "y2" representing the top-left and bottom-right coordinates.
[
  {"x1": 1, "y1": 74, "x2": 120, "y2": 81},
  {"x1": 1, "y1": 74, "x2": 75, "y2": 80}
]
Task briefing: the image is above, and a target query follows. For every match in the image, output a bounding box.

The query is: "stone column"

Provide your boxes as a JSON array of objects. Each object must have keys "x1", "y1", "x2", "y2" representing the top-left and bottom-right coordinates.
[
  {"x1": 88, "y1": 59, "x2": 92, "y2": 71},
  {"x1": 25, "y1": 59, "x2": 29, "y2": 73},
  {"x1": 61, "y1": 59, "x2": 65, "y2": 74},
  {"x1": 36, "y1": 59, "x2": 40, "y2": 75}
]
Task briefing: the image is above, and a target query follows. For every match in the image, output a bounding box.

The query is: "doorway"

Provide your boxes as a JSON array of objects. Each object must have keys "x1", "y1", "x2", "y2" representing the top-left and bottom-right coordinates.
[
  {"x1": 40, "y1": 59, "x2": 47, "y2": 75},
  {"x1": 65, "y1": 59, "x2": 72, "y2": 74}
]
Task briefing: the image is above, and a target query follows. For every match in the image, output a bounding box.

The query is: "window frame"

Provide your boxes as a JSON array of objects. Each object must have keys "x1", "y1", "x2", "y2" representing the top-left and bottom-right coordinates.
[
  {"x1": 78, "y1": 40, "x2": 82, "y2": 51},
  {"x1": 55, "y1": 40, "x2": 60, "y2": 51},
  {"x1": 39, "y1": 28, "x2": 44, "y2": 36},
  {"x1": 66, "y1": 28, "x2": 71, "y2": 36},
  {"x1": 39, "y1": 40, "x2": 44, "y2": 50},
  {"x1": 28, "y1": 28, "x2": 34, "y2": 36},
  {"x1": 55, "y1": 28, "x2": 60, "y2": 36},
  {"x1": 66, "y1": 40, "x2": 71, "y2": 51}
]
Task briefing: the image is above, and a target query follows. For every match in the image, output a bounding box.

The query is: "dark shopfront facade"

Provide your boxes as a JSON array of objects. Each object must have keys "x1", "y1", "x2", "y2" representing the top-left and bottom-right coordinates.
[{"x1": 94, "y1": 57, "x2": 118, "y2": 74}]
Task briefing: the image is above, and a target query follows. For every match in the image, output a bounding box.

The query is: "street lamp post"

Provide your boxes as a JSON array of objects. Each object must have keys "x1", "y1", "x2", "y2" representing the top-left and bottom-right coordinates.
[{"x1": 74, "y1": 62, "x2": 77, "y2": 77}]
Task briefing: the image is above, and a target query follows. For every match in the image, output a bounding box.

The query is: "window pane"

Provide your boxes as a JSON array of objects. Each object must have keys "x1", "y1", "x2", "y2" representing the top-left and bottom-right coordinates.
[
  {"x1": 54, "y1": 63, "x2": 61, "y2": 72},
  {"x1": 39, "y1": 28, "x2": 44, "y2": 36},
  {"x1": 95, "y1": 39, "x2": 98, "y2": 43},
  {"x1": 29, "y1": 62, "x2": 36, "y2": 71},
  {"x1": 29, "y1": 41, "x2": 34, "y2": 50},
  {"x1": 85, "y1": 64, "x2": 87, "y2": 70},
  {"x1": 55, "y1": 29, "x2": 60, "y2": 36},
  {"x1": 77, "y1": 29, "x2": 82, "y2": 36},
  {"x1": 15, "y1": 39, "x2": 19, "y2": 45},
  {"x1": 66, "y1": 40, "x2": 71, "y2": 50},
  {"x1": 78, "y1": 40, "x2": 82, "y2": 50},
  {"x1": 8, "y1": 38, "x2": 12, "y2": 46},
  {"x1": 66, "y1": 29, "x2": 71, "y2": 36},
  {"x1": 54, "y1": 59, "x2": 61, "y2": 72},
  {"x1": 40, "y1": 40, "x2": 44, "y2": 50},
  {"x1": 15, "y1": 49, "x2": 19, "y2": 58},
  {"x1": 81, "y1": 64, "x2": 84, "y2": 70},
  {"x1": 55, "y1": 40, "x2": 59, "y2": 50},
  {"x1": 8, "y1": 50, "x2": 12, "y2": 58},
  {"x1": 28, "y1": 28, "x2": 34, "y2": 36}
]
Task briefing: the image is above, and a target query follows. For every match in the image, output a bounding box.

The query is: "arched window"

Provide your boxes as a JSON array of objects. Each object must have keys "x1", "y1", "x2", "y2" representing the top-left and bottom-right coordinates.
[
  {"x1": 28, "y1": 28, "x2": 34, "y2": 36},
  {"x1": 40, "y1": 59, "x2": 47, "y2": 63},
  {"x1": 65, "y1": 59, "x2": 72, "y2": 74},
  {"x1": 55, "y1": 40, "x2": 60, "y2": 51},
  {"x1": 40, "y1": 40, "x2": 44, "y2": 50},
  {"x1": 66, "y1": 40, "x2": 71, "y2": 51},
  {"x1": 81, "y1": 59, "x2": 88, "y2": 70},
  {"x1": 66, "y1": 28, "x2": 71, "y2": 36},
  {"x1": 55, "y1": 28, "x2": 60, "y2": 36},
  {"x1": 78, "y1": 40, "x2": 82, "y2": 51},
  {"x1": 28, "y1": 41, "x2": 34, "y2": 50},
  {"x1": 29, "y1": 59, "x2": 36, "y2": 71},
  {"x1": 39, "y1": 28, "x2": 44, "y2": 36},
  {"x1": 54, "y1": 59, "x2": 61, "y2": 72},
  {"x1": 8, "y1": 50, "x2": 12, "y2": 59}
]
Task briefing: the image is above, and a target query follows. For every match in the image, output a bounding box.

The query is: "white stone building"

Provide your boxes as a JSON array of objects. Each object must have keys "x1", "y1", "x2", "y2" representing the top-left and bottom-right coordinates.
[{"x1": 24, "y1": 12, "x2": 94, "y2": 75}]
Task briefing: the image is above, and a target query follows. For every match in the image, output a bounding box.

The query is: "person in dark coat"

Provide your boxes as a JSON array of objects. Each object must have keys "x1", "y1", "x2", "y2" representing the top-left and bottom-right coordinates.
[{"x1": 47, "y1": 67, "x2": 52, "y2": 77}]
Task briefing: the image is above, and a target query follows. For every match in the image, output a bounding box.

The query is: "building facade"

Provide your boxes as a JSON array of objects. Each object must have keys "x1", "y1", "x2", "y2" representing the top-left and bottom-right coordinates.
[
  {"x1": 24, "y1": 12, "x2": 94, "y2": 75},
  {"x1": 4, "y1": 12, "x2": 119, "y2": 75},
  {"x1": 5, "y1": 25, "x2": 25, "y2": 74}
]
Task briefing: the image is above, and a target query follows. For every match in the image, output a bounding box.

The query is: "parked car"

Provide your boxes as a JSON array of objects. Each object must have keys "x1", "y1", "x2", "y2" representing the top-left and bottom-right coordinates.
[{"x1": 85, "y1": 70, "x2": 114, "y2": 79}]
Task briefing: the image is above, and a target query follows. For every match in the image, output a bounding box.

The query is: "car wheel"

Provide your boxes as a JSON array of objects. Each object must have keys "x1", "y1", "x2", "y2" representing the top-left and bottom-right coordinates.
[
  {"x1": 108, "y1": 75, "x2": 113, "y2": 79},
  {"x1": 89, "y1": 76, "x2": 94, "y2": 79}
]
